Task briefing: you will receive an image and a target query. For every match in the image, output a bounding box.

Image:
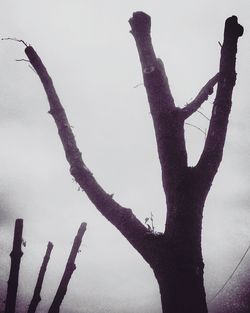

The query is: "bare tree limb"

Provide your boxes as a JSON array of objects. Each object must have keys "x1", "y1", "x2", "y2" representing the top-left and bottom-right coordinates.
[
  {"x1": 182, "y1": 73, "x2": 219, "y2": 119},
  {"x1": 27, "y1": 242, "x2": 53, "y2": 313},
  {"x1": 129, "y1": 11, "x2": 187, "y2": 206},
  {"x1": 24, "y1": 45, "x2": 151, "y2": 260},
  {"x1": 48, "y1": 223, "x2": 86, "y2": 313},
  {"x1": 5, "y1": 219, "x2": 23, "y2": 313},
  {"x1": 196, "y1": 16, "x2": 243, "y2": 188},
  {"x1": 129, "y1": 12, "x2": 175, "y2": 111}
]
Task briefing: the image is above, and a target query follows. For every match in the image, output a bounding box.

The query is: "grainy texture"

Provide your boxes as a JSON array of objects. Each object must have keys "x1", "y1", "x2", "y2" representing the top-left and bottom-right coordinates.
[{"x1": 24, "y1": 12, "x2": 243, "y2": 313}]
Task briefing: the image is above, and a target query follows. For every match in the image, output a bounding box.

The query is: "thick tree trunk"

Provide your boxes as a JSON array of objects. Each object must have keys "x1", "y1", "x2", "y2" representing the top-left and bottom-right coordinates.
[
  {"x1": 154, "y1": 258, "x2": 207, "y2": 313},
  {"x1": 151, "y1": 184, "x2": 208, "y2": 313}
]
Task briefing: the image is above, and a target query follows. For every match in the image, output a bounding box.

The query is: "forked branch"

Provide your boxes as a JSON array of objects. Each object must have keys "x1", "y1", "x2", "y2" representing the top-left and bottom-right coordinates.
[{"x1": 24, "y1": 46, "x2": 151, "y2": 259}]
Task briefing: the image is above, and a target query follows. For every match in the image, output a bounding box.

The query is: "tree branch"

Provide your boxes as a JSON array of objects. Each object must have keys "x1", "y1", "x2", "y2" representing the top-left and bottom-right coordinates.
[
  {"x1": 196, "y1": 16, "x2": 243, "y2": 188},
  {"x1": 48, "y1": 223, "x2": 86, "y2": 313},
  {"x1": 129, "y1": 12, "x2": 175, "y2": 112},
  {"x1": 182, "y1": 73, "x2": 219, "y2": 119},
  {"x1": 129, "y1": 12, "x2": 188, "y2": 211},
  {"x1": 24, "y1": 45, "x2": 151, "y2": 260},
  {"x1": 27, "y1": 242, "x2": 53, "y2": 313},
  {"x1": 5, "y1": 219, "x2": 23, "y2": 313}
]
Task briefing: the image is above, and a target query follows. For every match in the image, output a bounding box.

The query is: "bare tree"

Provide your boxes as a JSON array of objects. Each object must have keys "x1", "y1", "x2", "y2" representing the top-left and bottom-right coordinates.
[{"x1": 21, "y1": 12, "x2": 243, "y2": 313}]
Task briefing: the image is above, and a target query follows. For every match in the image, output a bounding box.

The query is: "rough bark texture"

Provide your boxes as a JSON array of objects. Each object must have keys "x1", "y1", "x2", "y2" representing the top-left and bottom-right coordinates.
[
  {"x1": 5, "y1": 219, "x2": 23, "y2": 313},
  {"x1": 25, "y1": 46, "x2": 151, "y2": 262},
  {"x1": 129, "y1": 12, "x2": 243, "y2": 313},
  {"x1": 48, "y1": 223, "x2": 86, "y2": 313},
  {"x1": 27, "y1": 242, "x2": 53, "y2": 313},
  {"x1": 24, "y1": 12, "x2": 243, "y2": 313}
]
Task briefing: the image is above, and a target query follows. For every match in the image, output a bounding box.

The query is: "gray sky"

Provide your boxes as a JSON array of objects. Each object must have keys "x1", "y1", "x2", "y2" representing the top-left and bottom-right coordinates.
[{"x1": 0, "y1": 1, "x2": 250, "y2": 312}]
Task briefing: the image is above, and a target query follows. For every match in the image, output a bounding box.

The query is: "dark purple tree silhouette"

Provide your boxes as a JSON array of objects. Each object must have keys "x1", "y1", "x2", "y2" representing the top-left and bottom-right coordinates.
[
  {"x1": 22, "y1": 12, "x2": 243, "y2": 313},
  {"x1": 48, "y1": 223, "x2": 86, "y2": 313},
  {"x1": 5, "y1": 219, "x2": 23, "y2": 313},
  {"x1": 27, "y1": 242, "x2": 53, "y2": 313}
]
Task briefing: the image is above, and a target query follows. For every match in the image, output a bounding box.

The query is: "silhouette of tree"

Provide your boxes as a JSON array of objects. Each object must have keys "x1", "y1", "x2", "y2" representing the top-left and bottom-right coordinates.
[{"x1": 22, "y1": 12, "x2": 243, "y2": 313}]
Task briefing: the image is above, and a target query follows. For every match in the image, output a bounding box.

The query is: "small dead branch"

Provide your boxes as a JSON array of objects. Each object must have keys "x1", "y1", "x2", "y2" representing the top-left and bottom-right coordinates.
[
  {"x1": 28, "y1": 64, "x2": 38, "y2": 74},
  {"x1": 15, "y1": 59, "x2": 30, "y2": 62},
  {"x1": 2, "y1": 37, "x2": 28, "y2": 47},
  {"x1": 182, "y1": 73, "x2": 219, "y2": 119},
  {"x1": 185, "y1": 122, "x2": 207, "y2": 137},
  {"x1": 197, "y1": 110, "x2": 210, "y2": 121}
]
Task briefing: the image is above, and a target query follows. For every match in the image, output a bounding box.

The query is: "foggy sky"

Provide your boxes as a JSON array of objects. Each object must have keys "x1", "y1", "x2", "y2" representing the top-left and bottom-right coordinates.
[{"x1": 0, "y1": 1, "x2": 250, "y2": 312}]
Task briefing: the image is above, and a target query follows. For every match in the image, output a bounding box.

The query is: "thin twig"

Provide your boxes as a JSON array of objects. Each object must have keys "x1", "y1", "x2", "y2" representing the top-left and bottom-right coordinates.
[
  {"x1": 133, "y1": 83, "x2": 144, "y2": 88},
  {"x1": 15, "y1": 59, "x2": 30, "y2": 62},
  {"x1": 28, "y1": 64, "x2": 38, "y2": 75},
  {"x1": 197, "y1": 110, "x2": 210, "y2": 121},
  {"x1": 185, "y1": 122, "x2": 207, "y2": 137},
  {"x1": 1, "y1": 37, "x2": 28, "y2": 47}
]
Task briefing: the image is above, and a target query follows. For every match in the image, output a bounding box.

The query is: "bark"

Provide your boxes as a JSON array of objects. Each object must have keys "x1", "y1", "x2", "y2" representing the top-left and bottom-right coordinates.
[
  {"x1": 22, "y1": 12, "x2": 243, "y2": 313},
  {"x1": 48, "y1": 223, "x2": 86, "y2": 313},
  {"x1": 129, "y1": 12, "x2": 243, "y2": 313},
  {"x1": 27, "y1": 242, "x2": 53, "y2": 313},
  {"x1": 182, "y1": 73, "x2": 219, "y2": 119},
  {"x1": 25, "y1": 45, "x2": 151, "y2": 262},
  {"x1": 5, "y1": 219, "x2": 23, "y2": 313},
  {"x1": 197, "y1": 16, "x2": 244, "y2": 189}
]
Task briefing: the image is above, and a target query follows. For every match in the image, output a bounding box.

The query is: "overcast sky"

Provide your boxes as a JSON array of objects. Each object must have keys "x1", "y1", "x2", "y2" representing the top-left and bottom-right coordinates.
[{"x1": 0, "y1": 1, "x2": 250, "y2": 313}]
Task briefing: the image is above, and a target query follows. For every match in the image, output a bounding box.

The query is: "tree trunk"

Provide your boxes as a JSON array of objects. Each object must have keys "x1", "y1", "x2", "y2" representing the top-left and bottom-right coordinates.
[
  {"x1": 154, "y1": 259, "x2": 207, "y2": 313},
  {"x1": 150, "y1": 185, "x2": 208, "y2": 313}
]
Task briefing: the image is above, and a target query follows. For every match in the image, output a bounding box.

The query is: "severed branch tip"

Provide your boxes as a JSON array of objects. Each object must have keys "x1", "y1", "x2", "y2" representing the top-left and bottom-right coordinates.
[
  {"x1": 225, "y1": 16, "x2": 244, "y2": 38},
  {"x1": 129, "y1": 11, "x2": 151, "y2": 37}
]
